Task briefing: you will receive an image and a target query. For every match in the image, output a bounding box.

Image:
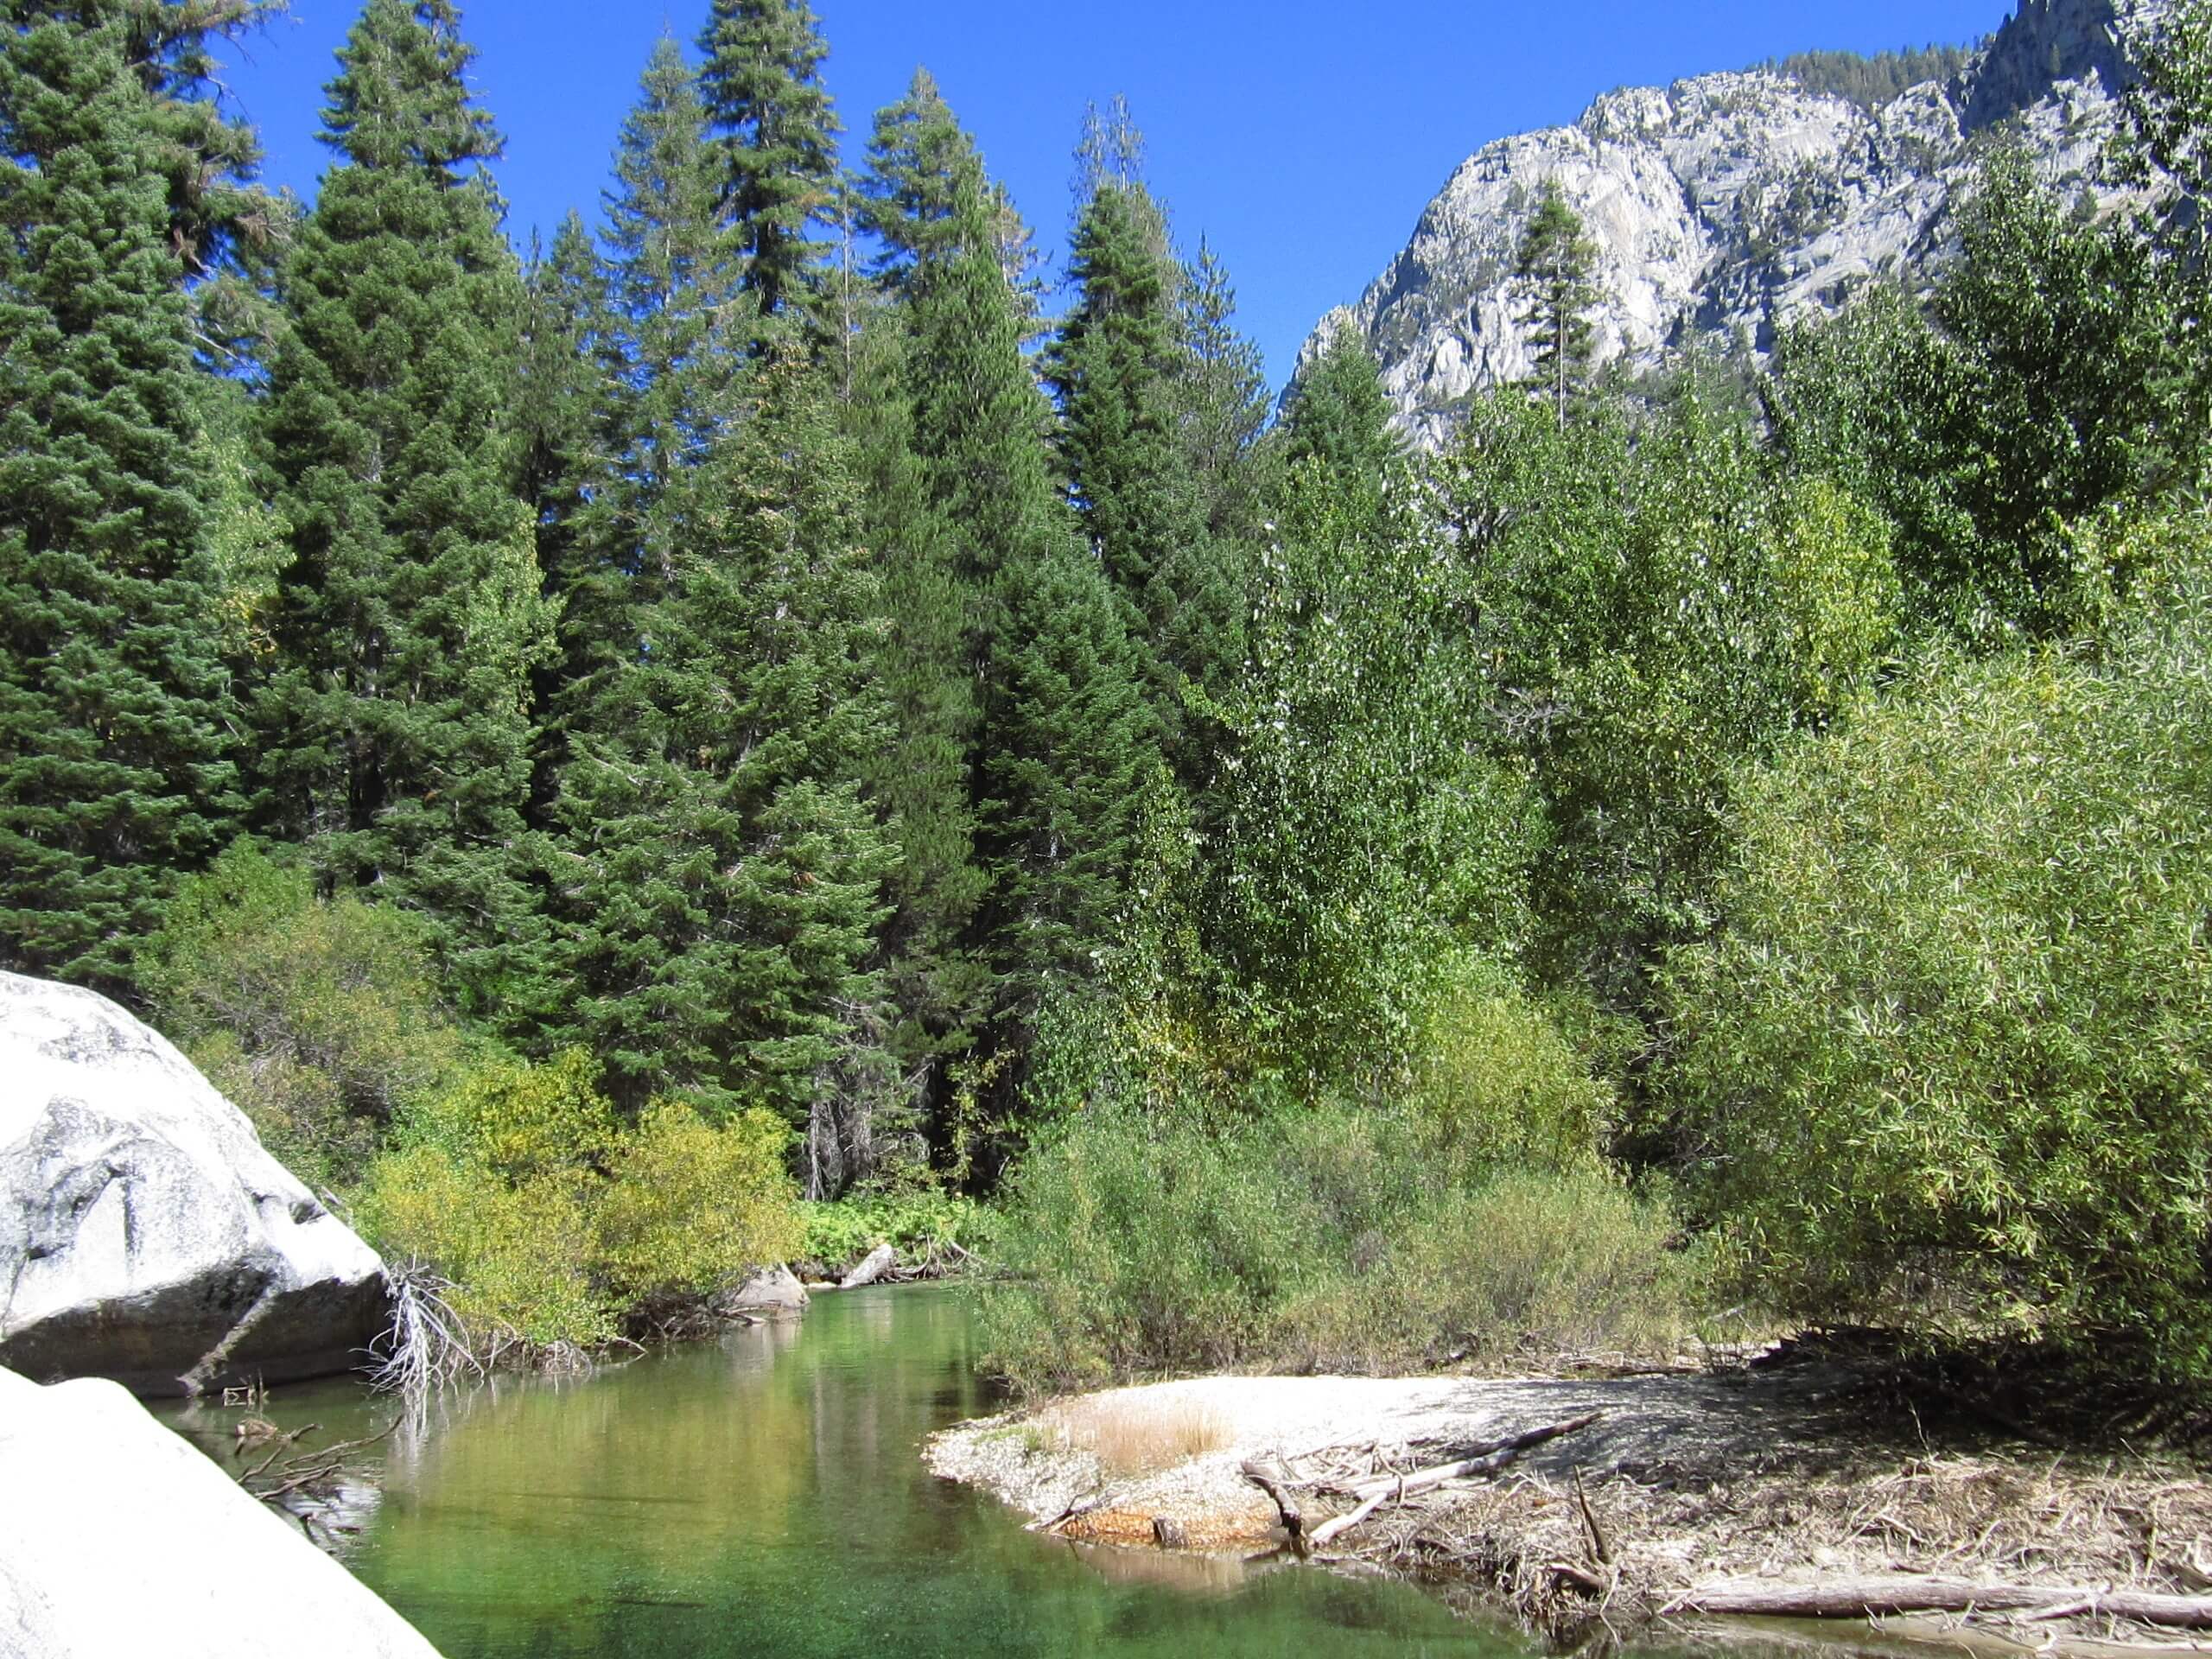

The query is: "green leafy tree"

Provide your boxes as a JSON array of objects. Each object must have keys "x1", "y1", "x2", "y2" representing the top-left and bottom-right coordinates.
[
  {"x1": 253, "y1": 0, "x2": 555, "y2": 1015},
  {"x1": 0, "y1": 3, "x2": 254, "y2": 988},
  {"x1": 696, "y1": 0, "x2": 838, "y2": 321},
  {"x1": 1664, "y1": 549, "x2": 2212, "y2": 1378},
  {"x1": 1770, "y1": 147, "x2": 2189, "y2": 641},
  {"x1": 1217, "y1": 454, "x2": 1537, "y2": 1091},
  {"x1": 137, "y1": 843, "x2": 470, "y2": 1190},
  {"x1": 1513, "y1": 181, "x2": 1599, "y2": 426},
  {"x1": 1435, "y1": 386, "x2": 1897, "y2": 1016}
]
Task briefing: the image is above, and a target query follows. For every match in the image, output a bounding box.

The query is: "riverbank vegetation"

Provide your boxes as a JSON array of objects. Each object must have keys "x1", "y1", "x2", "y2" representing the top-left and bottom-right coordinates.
[{"x1": 6, "y1": 0, "x2": 2212, "y2": 1407}]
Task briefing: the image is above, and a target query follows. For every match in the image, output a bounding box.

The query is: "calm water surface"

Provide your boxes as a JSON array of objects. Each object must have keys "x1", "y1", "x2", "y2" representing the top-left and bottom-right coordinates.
[{"x1": 158, "y1": 1287, "x2": 1525, "y2": 1658}]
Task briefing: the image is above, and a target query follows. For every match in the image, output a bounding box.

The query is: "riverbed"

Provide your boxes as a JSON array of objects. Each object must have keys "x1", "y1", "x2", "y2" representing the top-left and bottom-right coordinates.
[{"x1": 155, "y1": 1287, "x2": 1527, "y2": 1658}]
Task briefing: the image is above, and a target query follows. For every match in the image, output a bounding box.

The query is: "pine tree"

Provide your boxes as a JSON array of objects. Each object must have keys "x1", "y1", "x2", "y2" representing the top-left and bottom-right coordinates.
[
  {"x1": 857, "y1": 67, "x2": 976, "y2": 284},
  {"x1": 255, "y1": 0, "x2": 555, "y2": 1014},
  {"x1": 843, "y1": 296, "x2": 991, "y2": 1060},
  {"x1": 1175, "y1": 238, "x2": 1275, "y2": 548},
  {"x1": 982, "y1": 530, "x2": 1158, "y2": 1014},
  {"x1": 1514, "y1": 182, "x2": 1600, "y2": 426},
  {"x1": 908, "y1": 188, "x2": 1156, "y2": 1022},
  {"x1": 0, "y1": 4, "x2": 250, "y2": 988},
  {"x1": 1280, "y1": 323, "x2": 1401, "y2": 486},
  {"x1": 696, "y1": 0, "x2": 839, "y2": 321},
  {"x1": 557, "y1": 35, "x2": 748, "y2": 743},
  {"x1": 516, "y1": 211, "x2": 615, "y2": 804},
  {"x1": 1048, "y1": 177, "x2": 1217, "y2": 746},
  {"x1": 548, "y1": 340, "x2": 896, "y2": 1128}
]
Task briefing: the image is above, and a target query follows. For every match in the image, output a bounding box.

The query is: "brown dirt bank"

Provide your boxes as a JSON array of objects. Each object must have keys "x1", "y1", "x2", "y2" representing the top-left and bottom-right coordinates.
[{"x1": 927, "y1": 1348, "x2": 2211, "y2": 1652}]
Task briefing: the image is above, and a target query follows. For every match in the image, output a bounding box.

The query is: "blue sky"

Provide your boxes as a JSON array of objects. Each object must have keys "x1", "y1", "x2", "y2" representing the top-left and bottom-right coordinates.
[{"x1": 219, "y1": 0, "x2": 2015, "y2": 388}]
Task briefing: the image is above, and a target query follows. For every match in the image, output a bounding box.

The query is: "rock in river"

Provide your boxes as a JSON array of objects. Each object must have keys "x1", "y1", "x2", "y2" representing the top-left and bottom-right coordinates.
[
  {"x1": 715, "y1": 1263, "x2": 809, "y2": 1318},
  {"x1": 0, "y1": 972, "x2": 388, "y2": 1397},
  {"x1": 0, "y1": 1363, "x2": 441, "y2": 1658}
]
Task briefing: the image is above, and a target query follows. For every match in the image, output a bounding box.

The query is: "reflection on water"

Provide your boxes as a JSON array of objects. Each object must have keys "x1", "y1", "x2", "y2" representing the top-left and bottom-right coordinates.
[{"x1": 159, "y1": 1287, "x2": 1516, "y2": 1658}]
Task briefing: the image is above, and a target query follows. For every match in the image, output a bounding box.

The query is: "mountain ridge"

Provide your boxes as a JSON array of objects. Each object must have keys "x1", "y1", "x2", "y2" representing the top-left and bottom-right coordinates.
[{"x1": 1300, "y1": 0, "x2": 2170, "y2": 448}]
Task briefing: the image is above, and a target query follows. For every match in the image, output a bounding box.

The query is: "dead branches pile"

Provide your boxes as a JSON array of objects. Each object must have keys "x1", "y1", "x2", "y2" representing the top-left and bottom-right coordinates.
[
  {"x1": 231, "y1": 1417, "x2": 398, "y2": 1549},
  {"x1": 1342, "y1": 1445, "x2": 2212, "y2": 1650}
]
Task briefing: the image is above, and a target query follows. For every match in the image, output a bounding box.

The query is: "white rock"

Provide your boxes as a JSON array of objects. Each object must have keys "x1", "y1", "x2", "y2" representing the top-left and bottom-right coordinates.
[
  {"x1": 837, "y1": 1243, "x2": 898, "y2": 1290},
  {"x1": 1300, "y1": 0, "x2": 2175, "y2": 450},
  {"x1": 0, "y1": 1365, "x2": 440, "y2": 1658},
  {"x1": 0, "y1": 972, "x2": 387, "y2": 1396},
  {"x1": 715, "y1": 1263, "x2": 809, "y2": 1317}
]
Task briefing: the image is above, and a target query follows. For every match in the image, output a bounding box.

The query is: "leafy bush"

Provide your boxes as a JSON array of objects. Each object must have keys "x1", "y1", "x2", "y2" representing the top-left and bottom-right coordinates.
[
  {"x1": 400, "y1": 1046, "x2": 616, "y2": 1180},
  {"x1": 980, "y1": 1095, "x2": 1684, "y2": 1393},
  {"x1": 356, "y1": 1145, "x2": 612, "y2": 1351},
  {"x1": 138, "y1": 842, "x2": 469, "y2": 1189},
  {"x1": 1663, "y1": 564, "x2": 2212, "y2": 1376},
  {"x1": 1276, "y1": 1163, "x2": 1686, "y2": 1373},
  {"x1": 357, "y1": 1052, "x2": 805, "y2": 1357},
  {"x1": 798, "y1": 1188, "x2": 988, "y2": 1276},
  {"x1": 599, "y1": 1103, "x2": 804, "y2": 1300},
  {"x1": 1405, "y1": 957, "x2": 1615, "y2": 1169}
]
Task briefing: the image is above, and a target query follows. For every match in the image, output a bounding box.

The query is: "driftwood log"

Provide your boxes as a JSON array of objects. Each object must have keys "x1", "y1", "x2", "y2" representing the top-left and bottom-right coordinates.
[
  {"x1": 1240, "y1": 1454, "x2": 1307, "y2": 1555},
  {"x1": 1338, "y1": 1412, "x2": 1603, "y2": 1507},
  {"x1": 1671, "y1": 1579, "x2": 2212, "y2": 1630},
  {"x1": 1260, "y1": 1412, "x2": 1605, "y2": 1552},
  {"x1": 837, "y1": 1243, "x2": 898, "y2": 1290}
]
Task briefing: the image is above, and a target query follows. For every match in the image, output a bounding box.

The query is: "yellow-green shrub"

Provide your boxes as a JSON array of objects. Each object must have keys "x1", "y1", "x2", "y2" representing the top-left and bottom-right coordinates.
[
  {"x1": 357, "y1": 1052, "x2": 804, "y2": 1357},
  {"x1": 403, "y1": 1047, "x2": 617, "y2": 1179},
  {"x1": 596, "y1": 1103, "x2": 803, "y2": 1300},
  {"x1": 356, "y1": 1144, "x2": 613, "y2": 1350},
  {"x1": 1406, "y1": 961, "x2": 1613, "y2": 1170}
]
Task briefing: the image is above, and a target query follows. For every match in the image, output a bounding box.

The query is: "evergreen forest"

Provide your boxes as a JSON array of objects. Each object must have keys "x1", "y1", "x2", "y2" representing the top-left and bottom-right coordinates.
[{"x1": 9, "y1": 0, "x2": 2212, "y2": 1395}]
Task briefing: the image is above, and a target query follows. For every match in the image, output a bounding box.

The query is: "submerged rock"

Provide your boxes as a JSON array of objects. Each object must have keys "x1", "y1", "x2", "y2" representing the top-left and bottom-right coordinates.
[
  {"x1": 0, "y1": 972, "x2": 388, "y2": 1397},
  {"x1": 0, "y1": 1364, "x2": 440, "y2": 1658}
]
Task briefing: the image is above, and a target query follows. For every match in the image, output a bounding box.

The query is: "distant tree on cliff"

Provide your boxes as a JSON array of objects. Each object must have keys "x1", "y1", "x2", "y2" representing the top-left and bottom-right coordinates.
[{"x1": 1514, "y1": 182, "x2": 1600, "y2": 427}]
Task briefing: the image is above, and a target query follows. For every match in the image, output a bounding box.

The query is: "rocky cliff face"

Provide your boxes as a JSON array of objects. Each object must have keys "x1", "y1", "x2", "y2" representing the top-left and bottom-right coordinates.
[{"x1": 1304, "y1": 0, "x2": 2170, "y2": 449}]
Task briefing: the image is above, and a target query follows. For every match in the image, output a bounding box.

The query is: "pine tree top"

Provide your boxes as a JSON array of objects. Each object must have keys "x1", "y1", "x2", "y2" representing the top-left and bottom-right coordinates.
[{"x1": 321, "y1": 0, "x2": 504, "y2": 178}]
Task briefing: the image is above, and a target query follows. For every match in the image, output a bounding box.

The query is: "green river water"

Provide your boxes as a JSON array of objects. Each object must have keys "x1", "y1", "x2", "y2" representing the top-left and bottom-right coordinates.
[{"x1": 157, "y1": 1286, "x2": 1534, "y2": 1658}]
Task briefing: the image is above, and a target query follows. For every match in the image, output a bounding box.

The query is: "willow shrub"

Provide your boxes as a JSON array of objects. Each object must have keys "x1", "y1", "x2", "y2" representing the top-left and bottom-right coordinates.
[
  {"x1": 982, "y1": 969, "x2": 1683, "y2": 1390},
  {"x1": 1663, "y1": 570, "x2": 2212, "y2": 1376},
  {"x1": 138, "y1": 842, "x2": 471, "y2": 1190},
  {"x1": 358, "y1": 1052, "x2": 804, "y2": 1356},
  {"x1": 982, "y1": 1100, "x2": 1681, "y2": 1391}
]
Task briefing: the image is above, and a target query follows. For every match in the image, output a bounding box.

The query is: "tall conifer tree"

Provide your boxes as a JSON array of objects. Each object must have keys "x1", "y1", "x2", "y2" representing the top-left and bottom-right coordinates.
[
  {"x1": 547, "y1": 341, "x2": 896, "y2": 1128},
  {"x1": 696, "y1": 0, "x2": 838, "y2": 321},
  {"x1": 0, "y1": 4, "x2": 254, "y2": 987},
  {"x1": 255, "y1": 0, "x2": 554, "y2": 1012},
  {"x1": 1514, "y1": 182, "x2": 1600, "y2": 426}
]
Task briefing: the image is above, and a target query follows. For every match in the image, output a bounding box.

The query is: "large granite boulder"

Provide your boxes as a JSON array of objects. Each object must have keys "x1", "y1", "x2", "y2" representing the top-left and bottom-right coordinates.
[
  {"x1": 715, "y1": 1263, "x2": 809, "y2": 1318},
  {"x1": 0, "y1": 972, "x2": 388, "y2": 1396},
  {"x1": 0, "y1": 1365, "x2": 441, "y2": 1658}
]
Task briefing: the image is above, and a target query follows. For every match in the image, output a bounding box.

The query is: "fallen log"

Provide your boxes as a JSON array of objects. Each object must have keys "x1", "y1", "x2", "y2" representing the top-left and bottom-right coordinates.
[
  {"x1": 1305, "y1": 1413, "x2": 1605, "y2": 1549},
  {"x1": 1307, "y1": 1487, "x2": 1391, "y2": 1548},
  {"x1": 1670, "y1": 1579, "x2": 2212, "y2": 1630},
  {"x1": 838, "y1": 1243, "x2": 897, "y2": 1290},
  {"x1": 1241, "y1": 1454, "x2": 1307, "y2": 1556},
  {"x1": 1343, "y1": 1411, "x2": 1604, "y2": 1505}
]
